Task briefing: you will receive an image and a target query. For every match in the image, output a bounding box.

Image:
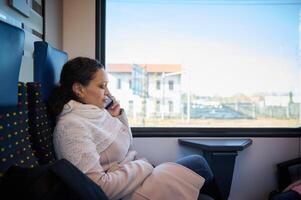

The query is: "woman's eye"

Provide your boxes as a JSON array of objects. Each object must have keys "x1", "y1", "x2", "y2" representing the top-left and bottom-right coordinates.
[
  {"x1": 99, "y1": 83, "x2": 108, "y2": 89},
  {"x1": 99, "y1": 84, "x2": 107, "y2": 89}
]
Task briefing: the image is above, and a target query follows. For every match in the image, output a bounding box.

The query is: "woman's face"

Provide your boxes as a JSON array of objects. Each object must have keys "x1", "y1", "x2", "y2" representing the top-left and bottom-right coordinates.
[{"x1": 81, "y1": 68, "x2": 110, "y2": 109}]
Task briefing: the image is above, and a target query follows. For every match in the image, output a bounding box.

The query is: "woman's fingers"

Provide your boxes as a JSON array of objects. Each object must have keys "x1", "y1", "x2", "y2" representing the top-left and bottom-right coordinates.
[
  {"x1": 110, "y1": 101, "x2": 120, "y2": 109},
  {"x1": 108, "y1": 101, "x2": 121, "y2": 117}
]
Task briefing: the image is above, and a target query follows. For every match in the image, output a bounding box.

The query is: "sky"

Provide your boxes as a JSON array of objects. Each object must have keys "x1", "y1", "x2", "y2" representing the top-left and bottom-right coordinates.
[{"x1": 106, "y1": 0, "x2": 301, "y2": 97}]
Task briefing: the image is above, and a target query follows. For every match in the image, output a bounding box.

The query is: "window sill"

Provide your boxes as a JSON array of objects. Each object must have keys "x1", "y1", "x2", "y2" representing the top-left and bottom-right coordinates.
[{"x1": 132, "y1": 127, "x2": 301, "y2": 137}]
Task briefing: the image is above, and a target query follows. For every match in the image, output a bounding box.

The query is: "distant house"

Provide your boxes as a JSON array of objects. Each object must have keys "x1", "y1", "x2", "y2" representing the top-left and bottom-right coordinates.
[{"x1": 106, "y1": 63, "x2": 182, "y2": 121}]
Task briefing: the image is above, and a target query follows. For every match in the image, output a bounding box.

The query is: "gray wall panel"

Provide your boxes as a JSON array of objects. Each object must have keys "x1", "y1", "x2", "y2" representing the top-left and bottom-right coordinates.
[
  {"x1": 19, "y1": 56, "x2": 34, "y2": 82},
  {"x1": 45, "y1": 0, "x2": 62, "y2": 49}
]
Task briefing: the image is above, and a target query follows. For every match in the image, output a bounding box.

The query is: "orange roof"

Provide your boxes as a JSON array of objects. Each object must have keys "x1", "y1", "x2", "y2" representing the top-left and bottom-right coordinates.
[
  {"x1": 106, "y1": 64, "x2": 181, "y2": 73},
  {"x1": 106, "y1": 64, "x2": 132, "y2": 73}
]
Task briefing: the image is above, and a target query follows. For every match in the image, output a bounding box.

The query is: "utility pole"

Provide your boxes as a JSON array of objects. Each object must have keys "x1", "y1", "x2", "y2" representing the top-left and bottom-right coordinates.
[
  {"x1": 141, "y1": 66, "x2": 147, "y2": 125},
  {"x1": 186, "y1": 71, "x2": 190, "y2": 122},
  {"x1": 161, "y1": 72, "x2": 165, "y2": 119}
]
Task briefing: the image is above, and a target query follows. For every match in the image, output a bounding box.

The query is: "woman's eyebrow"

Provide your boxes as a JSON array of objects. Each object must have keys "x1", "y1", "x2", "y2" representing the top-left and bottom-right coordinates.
[{"x1": 99, "y1": 81, "x2": 108, "y2": 85}]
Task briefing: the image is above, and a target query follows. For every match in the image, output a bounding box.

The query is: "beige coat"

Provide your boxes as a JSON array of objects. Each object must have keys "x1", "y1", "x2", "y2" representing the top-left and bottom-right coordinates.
[{"x1": 53, "y1": 100, "x2": 204, "y2": 200}]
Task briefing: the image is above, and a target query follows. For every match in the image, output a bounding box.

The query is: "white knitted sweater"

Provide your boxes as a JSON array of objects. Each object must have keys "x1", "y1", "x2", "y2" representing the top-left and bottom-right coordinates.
[{"x1": 53, "y1": 100, "x2": 204, "y2": 200}]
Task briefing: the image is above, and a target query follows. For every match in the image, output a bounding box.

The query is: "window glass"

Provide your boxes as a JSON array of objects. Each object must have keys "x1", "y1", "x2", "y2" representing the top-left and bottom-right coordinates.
[
  {"x1": 169, "y1": 80, "x2": 174, "y2": 91},
  {"x1": 156, "y1": 100, "x2": 160, "y2": 113},
  {"x1": 128, "y1": 100, "x2": 134, "y2": 117},
  {"x1": 169, "y1": 101, "x2": 173, "y2": 113},
  {"x1": 156, "y1": 80, "x2": 161, "y2": 90},
  {"x1": 106, "y1": 0, "x2": 301, "y2": 127},
  {"x1": 117, "y1": 78, "x2": 121, "y2": 89}
]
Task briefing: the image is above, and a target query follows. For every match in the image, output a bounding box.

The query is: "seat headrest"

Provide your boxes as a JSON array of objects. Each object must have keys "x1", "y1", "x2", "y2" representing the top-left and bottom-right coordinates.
[
  {"x1": 34, "y1": 41, "x2": 68, "y2": 101},
  {"x1": 0, "y1": 20, "x2": 25, "y2": 106}
]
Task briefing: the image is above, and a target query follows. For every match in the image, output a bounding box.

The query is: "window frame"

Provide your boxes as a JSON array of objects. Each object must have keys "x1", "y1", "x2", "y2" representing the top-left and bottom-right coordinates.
[{"x1": 96, "y1": 0, "x2": 301, "y2": 137}]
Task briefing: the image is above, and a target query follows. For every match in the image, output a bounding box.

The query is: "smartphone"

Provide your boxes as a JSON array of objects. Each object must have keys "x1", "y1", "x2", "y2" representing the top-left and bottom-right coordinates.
[{"x1": 104, "y1": 96, "x2": 114, "y2": 109}]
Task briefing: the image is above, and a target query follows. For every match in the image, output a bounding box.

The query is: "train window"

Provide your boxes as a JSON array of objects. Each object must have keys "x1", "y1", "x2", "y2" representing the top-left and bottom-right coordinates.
[{"x1": 105, "y1": 0, "x2": 301, "y2": 128}]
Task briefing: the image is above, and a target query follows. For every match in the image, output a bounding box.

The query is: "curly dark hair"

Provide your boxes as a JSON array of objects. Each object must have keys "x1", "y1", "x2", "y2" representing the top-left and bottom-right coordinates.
[{"x1": 47, "y1": 57, "x2": 104, "y2": 117}]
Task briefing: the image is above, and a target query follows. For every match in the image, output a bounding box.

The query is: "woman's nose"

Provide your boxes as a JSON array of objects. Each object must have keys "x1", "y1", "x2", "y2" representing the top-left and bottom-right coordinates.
[{"x1": 104, "y1": 88, "x2": 110, "y2": 96}]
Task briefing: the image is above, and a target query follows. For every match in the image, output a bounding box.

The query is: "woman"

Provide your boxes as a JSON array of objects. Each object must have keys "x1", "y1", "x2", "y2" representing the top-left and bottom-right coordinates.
[{"x1": 48, "y1": 57, "x2": 219, "y2": 200}]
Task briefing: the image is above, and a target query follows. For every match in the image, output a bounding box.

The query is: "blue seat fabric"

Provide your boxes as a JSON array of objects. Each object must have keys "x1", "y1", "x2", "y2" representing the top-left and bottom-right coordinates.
[
  {"x1": 0, "y1": 20, "x2": 25, "y2": 106},
  {"x1": 34, "y1": 41, "x2": 68, "y2": 101}
]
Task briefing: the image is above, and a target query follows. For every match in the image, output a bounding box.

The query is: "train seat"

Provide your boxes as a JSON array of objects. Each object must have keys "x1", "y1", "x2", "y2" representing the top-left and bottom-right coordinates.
[
  {"x1": 0, "y1": 21, "x2": 109, "y2": 200},
  {"x1": 0, "y1": 20, "x2": 39, "y2": 178},
  {"x1": 25, "y1": 41, "x2": 68, "y2": 165}
]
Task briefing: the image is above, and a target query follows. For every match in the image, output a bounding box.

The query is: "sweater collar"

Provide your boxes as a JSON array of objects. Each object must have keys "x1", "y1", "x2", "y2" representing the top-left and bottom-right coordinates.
[{"x1": 59, "y1": 100, "x2": 107, "y2": 119}]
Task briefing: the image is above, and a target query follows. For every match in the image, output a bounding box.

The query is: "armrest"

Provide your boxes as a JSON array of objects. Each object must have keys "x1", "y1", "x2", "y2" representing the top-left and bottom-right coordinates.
[
  {"x1": 277, "y1": 157, "x2": 301, "y2": 191},
  {"x1": 179, "y1": 139, "x2": 252, "y2": 200},
  {"x1": 277, "y1": 157, "x2": 301, "y2": 169}
]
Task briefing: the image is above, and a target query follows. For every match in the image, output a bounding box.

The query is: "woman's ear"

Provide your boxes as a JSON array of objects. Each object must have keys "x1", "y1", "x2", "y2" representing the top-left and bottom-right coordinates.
[{"x1": 72, "y1": 83, "x2": 84, "y2": 98}]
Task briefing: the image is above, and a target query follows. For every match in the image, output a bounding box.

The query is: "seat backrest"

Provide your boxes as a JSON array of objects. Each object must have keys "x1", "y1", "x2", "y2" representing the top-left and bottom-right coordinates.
[
  {"x1": 0, "y1": 20, "x2": 24, "y2": 106},
  {"x1": 27, "y1": 41, "x2": 68, "y2": 165},
  {"x1": 27, "y1": 82, "x2": 57, "y2": 164},
  {"x1": 33, "y1": 41, "x2": 68, "y2": 101},
  {"x1": 0, "y1": 21, "x2": 39, "y2": 177}
]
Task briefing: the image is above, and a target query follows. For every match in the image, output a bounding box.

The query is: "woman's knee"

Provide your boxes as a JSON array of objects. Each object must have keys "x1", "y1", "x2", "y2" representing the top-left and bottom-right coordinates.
[
  {"x1": 177, "y1": 155, "x2": 214, "y2": 182},
  {"x1": 189, "y1": 155, "x2": 208, "y2": 166},
  {"x1": 191, "y1": 155, "x2": 213, "y2": 179}
]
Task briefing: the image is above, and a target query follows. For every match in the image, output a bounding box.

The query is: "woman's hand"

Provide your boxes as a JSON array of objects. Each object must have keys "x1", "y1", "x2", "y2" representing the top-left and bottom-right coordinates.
[
  {"x1": 107, "y1": 100, "x2": 121, "y2": 117},
  {"x1": 140, "y1": 158, "x2": 155, "y2": 167}
]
